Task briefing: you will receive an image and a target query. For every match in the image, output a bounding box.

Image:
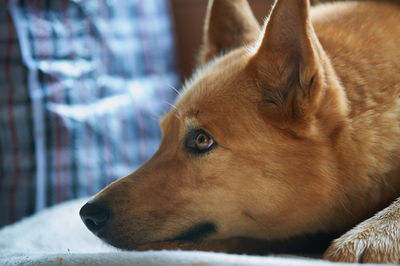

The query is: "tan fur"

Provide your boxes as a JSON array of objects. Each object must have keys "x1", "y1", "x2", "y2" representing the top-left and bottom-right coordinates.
[
  {"x1": 85, "y1": 0, "x2": 400, "y2": 263},
  {"x1": 324, "y1": 197, "x2": 400, "y2": 263}
]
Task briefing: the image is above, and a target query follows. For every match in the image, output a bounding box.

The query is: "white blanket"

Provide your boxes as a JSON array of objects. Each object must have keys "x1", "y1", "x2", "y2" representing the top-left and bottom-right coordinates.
[{"x1": 0, "y1": 198, "x2": 377, "y2": 266}]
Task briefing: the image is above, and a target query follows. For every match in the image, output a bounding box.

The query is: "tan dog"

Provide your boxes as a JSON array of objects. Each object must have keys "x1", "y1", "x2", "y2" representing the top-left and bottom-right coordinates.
[{"x1": 80, "y1": 0, "x2": 400, "y2": 263}]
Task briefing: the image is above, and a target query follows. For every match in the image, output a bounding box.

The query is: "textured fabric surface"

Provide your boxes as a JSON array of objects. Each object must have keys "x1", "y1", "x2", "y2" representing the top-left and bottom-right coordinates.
[
  {"x1": 0, "y1": 198, "x2": 378, "y2": 266},
  {"x1": 0, "y1": 0, "x2": 178, "y2": 227}
]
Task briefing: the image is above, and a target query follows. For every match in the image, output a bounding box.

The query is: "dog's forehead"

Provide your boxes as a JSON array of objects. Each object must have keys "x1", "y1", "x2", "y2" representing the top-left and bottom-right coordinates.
[{"x1": 175, "y1": 48, "x2": 251, "y2": 116}]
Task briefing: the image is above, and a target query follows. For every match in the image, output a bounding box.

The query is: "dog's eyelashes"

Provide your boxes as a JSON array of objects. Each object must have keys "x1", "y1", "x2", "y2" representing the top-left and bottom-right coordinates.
[{"x1": 185, "y1": 129, "x2": 217, "y2": 154}]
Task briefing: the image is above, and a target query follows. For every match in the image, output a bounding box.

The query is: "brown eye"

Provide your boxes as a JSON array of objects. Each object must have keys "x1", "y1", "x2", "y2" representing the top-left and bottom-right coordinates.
[
  {"x1": 195, "y1": 133, "x2": 213, "y2": 150},
  {"x1": 185, "y1": 129, "x2": 217, "y2": 154}
]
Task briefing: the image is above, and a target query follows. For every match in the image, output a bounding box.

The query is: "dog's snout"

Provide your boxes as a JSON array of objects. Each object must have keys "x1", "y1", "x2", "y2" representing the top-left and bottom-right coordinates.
[{"x1": 80, "y1": 201, "x2": 111, "y2": 234}]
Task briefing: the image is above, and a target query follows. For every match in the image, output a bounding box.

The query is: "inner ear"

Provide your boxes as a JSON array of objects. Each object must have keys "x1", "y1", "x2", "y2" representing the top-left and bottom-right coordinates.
[
  {"x1": 197, "y1": 0, "x2": 261, "y2": 66},
  {"x1": 250, "y1": 0, "x2": 324, "y2": 125}
]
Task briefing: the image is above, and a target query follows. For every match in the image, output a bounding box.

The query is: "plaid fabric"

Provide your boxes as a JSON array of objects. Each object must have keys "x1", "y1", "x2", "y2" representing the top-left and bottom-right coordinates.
[{"x1": 0, "y1": 0, "x2": 178, "y2": 227}]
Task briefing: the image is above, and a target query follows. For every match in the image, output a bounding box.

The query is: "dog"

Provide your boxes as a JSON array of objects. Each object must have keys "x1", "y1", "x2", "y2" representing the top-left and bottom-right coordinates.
[{"x1": 80, "y1": 0, "x2": 400, "y2": 263}]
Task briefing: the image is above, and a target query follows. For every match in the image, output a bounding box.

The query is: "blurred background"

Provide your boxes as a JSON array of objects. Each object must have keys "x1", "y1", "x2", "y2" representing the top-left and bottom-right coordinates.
[{"x1": 0, "y1": 0, "x2": 336, "y2": 227}]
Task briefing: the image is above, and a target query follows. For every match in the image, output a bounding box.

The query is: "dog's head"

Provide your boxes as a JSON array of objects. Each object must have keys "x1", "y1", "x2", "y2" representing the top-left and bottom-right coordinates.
[{"x1": 80, "y1": 0, "x2": 352, "y2": 251}]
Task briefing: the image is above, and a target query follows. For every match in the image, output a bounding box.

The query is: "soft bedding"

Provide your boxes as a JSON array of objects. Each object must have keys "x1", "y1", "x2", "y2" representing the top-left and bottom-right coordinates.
[{"x1": 0, "y1": 198, "x2": 380, "y2": 266}]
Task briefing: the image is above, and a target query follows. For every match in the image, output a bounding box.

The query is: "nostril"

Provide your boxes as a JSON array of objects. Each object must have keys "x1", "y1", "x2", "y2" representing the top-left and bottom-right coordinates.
[{"x1": 80, "y1": 202, "x2": 111, "y2": 234}]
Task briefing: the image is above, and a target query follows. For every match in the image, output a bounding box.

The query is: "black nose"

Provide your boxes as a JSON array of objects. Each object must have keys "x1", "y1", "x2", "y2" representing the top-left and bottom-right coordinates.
[{"x1": 80, "y1": 201, "x2": 111, "y2": 234}]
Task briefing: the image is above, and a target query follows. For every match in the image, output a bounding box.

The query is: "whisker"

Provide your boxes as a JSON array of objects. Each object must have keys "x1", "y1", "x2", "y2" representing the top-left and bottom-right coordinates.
[
  {"x1": 168, "y1": 85, "x2": 182, "y2": 97},
  {"x1": 166, "y1": 102, "x2": 178, "y2": 111},
  {"x1": 162, "y1": 101, "x2": 182, "y2": 120}
]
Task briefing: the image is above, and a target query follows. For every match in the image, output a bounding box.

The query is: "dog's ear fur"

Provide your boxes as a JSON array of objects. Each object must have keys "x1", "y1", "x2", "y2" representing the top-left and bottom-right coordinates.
[
  {"x1": 250, "y1": 0, "x2": 326, "y2": 128},
  {"x1": 198, "y1": 0, "x2": 260, "y2": 65}
]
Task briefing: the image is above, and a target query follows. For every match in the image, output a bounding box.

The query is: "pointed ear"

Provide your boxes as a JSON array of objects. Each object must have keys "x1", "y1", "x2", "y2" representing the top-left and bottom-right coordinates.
[
  {"x1": 250, "y1": 0, "x2": 325, "y2": 126},
  {"x1": 198, "y1": 0, "x2": 261, "y2": 65}
]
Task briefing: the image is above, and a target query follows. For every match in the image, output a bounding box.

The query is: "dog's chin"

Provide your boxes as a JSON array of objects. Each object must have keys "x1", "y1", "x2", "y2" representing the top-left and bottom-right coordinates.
[
  {"x1": 97, "y1": 221, "x2": 218, "y2": 251},
  {"x1": 135, "y1": 233, "x2": 338, "y2": 256},
  {"x1": 94, "y1": 219, "x2": 340, "y2": 255},
  {"x1": 104, "y1": 230, "x2": 340, "y2": 257},
  {"x1": 99, "y1": 235, "x2": 217, "y2": 252}
]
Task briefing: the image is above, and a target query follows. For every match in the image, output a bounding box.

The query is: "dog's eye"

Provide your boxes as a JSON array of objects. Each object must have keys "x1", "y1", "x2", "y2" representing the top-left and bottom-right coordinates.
[
  {"x1": 195, "y1": 133, "x2": 213, "y2": 150},
  {"x1": 185, "y1": 130, "x2": 216, "y2": 154}
]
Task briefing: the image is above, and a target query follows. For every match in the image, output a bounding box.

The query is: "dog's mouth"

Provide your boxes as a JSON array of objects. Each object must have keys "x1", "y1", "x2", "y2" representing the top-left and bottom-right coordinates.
[
  {"x1": 169, "y1": 222, "x2": 217, "y2": 242},
  {"x1": 99, "y1": 221, "x2": 218, "y2": 250},
  {"x1": 134, "y1": 231, "x2": 340, "y2": 256},
  {"x1": 99, "y1": 216, "x2": 339, "y2": 255}
]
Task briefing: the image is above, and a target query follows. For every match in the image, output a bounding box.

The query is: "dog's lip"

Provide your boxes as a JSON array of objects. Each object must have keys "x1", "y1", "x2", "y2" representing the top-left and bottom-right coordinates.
[
  {"x1": 102, "y1": 222, "x2": 218, "y2": 251},
  {"x1": 104, "y1": 236, "x2": 208, "y2": 251},
  {"x1": 137, "y1": 221, "x2": 217, "y2": 246},
  {"x1": 169, "y1": 222, "x2": 217, "y2": 242}
]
